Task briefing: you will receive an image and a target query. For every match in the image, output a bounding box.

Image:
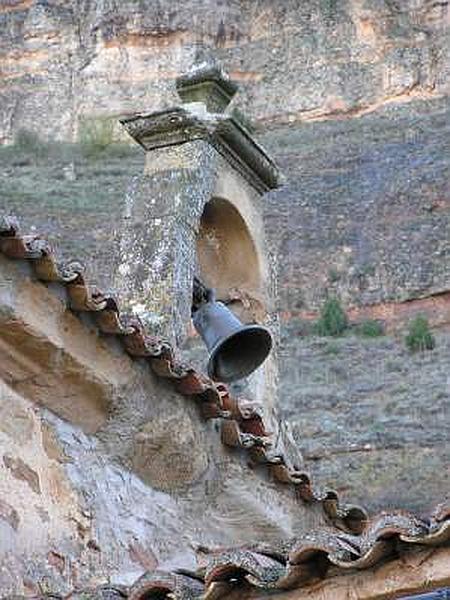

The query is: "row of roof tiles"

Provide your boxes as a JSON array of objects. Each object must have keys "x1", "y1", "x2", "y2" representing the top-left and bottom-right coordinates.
[
  {"x1": 3, "y1": 498, "x2": 450, "y2": 599},
  {"x1": 1, "y1": 215, "x2": 449, "y2": 599},
  {"x1": 0, "y1": 215, "x2": 363, "y2": 532}
]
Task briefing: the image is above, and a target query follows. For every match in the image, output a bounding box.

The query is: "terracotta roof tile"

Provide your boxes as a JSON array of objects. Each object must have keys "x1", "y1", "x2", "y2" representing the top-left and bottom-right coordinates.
[{"x1": 128, "y1": 571, "x2": 204, "y2": 599}]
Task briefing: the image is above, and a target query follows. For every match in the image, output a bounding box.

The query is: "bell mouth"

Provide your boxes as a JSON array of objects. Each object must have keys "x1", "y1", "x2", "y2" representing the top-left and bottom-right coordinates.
[{"x1": 207, "y1": 325, "x2": 273, "y2": 383}]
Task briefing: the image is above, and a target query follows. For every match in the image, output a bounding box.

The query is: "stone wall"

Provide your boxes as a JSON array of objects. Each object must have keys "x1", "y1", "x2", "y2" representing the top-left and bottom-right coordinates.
[{"x1": 0, "y1": 252, "x2": 326, "y2": 595}]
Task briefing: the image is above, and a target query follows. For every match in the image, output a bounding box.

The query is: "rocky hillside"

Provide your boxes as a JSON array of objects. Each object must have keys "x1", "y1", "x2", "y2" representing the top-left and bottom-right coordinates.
[
  {"x1": 1, "y1": 0, "x2": 450, "y2": 514},
  {"x1": 262, "y1": 95, "x2": 450, "y2": 317},
  {"x1": 278, "y1": 321, "x2": 450, "y2": 514}
]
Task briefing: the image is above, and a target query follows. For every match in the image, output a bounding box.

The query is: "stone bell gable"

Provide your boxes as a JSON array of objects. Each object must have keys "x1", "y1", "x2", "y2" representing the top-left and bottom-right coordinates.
[
  {"x1": 115, "y1": 57, "x2": 283, "y2": 423},
  {"x1": 116, "y1": 57, "x2": 281, "y2": 344}
]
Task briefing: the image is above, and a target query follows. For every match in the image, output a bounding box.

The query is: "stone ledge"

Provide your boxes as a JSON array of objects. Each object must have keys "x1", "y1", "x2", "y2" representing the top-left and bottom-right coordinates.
[{"x1": 120, "y1": 105, "x2": 282, "y2": 193}]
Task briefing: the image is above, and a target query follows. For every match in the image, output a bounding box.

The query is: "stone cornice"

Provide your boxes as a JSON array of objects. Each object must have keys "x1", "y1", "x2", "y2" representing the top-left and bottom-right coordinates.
[{"x1": 120, "y1": 105, "x2": 282, "y2": 193}]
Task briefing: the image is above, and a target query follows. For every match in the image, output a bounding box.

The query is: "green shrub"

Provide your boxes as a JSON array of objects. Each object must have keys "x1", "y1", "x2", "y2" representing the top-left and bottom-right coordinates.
[
  {"x1": 405, "y1": 315, "x2": 435, "y2": 353},
  {"x1": 315, "y1": 297, "x2": 348, "y2": 337},
  {"x1": 14, "y1": 128, "x2": 48, "y2": 157},
  {"x1": 327, "y1": 268, "x2": 340, "y2": 283},
  {"x1": 78, "y1": 117, "x2": 115, "y2": 158},
  {"x1": 356, "y1": 319, "x2": 384, "y2": 338},
  {"x1": 324, "y1": 341, "x2": 340, "y2": 355}
]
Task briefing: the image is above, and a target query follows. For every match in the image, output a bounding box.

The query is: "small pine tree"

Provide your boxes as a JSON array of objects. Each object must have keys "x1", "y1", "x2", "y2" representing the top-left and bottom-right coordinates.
[
  {"x1": 315, "y1": 297, "x2": 348, "y2": 337},
  {"x1": 405, "y1": 315, "x2": 435, "y2": 353}
]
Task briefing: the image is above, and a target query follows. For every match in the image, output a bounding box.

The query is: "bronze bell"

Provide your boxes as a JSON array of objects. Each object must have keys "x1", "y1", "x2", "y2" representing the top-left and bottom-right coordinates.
[{"x1": 192, "y1": 284, "x2": 272, "y2": 382}]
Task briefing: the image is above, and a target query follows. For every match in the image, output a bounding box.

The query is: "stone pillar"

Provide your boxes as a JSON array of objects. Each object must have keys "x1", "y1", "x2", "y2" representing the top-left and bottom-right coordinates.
[
  {"x1": 117, "y1": 59, "x2": 282, "y2": 355},
  {"x1": 115, "y1": 138, "x2": 217, "y2": 343}
]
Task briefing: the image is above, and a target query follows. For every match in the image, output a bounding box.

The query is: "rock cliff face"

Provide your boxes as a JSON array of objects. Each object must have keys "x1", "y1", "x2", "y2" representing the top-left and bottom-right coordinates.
[
  {"x1": 1, "y1": 0, "x2": 450, "y2": 514},
  {"x1": 1, "y1": 0, "x2": 450, "y2": 141}
]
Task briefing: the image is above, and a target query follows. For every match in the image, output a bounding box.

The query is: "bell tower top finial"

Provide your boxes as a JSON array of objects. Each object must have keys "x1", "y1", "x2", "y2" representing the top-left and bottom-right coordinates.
[{"x1": 176, "y1": 49, "x2": 239, "y2": 113}]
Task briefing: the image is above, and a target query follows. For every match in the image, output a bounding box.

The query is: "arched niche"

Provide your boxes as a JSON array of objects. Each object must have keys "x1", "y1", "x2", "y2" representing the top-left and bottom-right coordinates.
[{"x1": 196, "y1": 197, "x2": 265, "y2": 322}]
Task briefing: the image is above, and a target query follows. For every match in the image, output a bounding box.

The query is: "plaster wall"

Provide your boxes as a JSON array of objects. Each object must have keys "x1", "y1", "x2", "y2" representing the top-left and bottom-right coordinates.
[
  {"x1": 0, "y1": 253, "x2": 326, "y2": 595},
  {"x1": 0, "y1": 381, "x2": 89, "y2": 595}
]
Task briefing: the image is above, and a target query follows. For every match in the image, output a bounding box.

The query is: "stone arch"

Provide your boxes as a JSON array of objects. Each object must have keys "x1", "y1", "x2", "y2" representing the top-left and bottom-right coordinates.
[{"x1": 196, "y1": 197, "x2": 266, "y2": 321}]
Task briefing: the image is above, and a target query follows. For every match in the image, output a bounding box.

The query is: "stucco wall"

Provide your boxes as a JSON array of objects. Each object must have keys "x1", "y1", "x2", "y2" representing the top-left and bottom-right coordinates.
[{"x1": 0, "y1": 252, "x2": 327, "y2": 595}]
